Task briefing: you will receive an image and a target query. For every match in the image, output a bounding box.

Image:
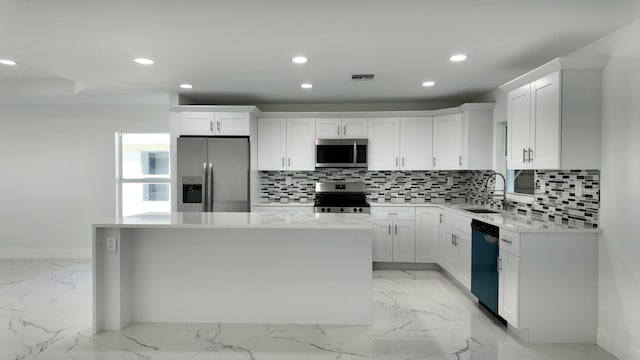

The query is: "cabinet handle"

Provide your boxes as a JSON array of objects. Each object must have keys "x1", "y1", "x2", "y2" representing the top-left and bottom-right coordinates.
[
  {"x1": 402, "y1": 157, "x2": 405, "y2": 167},
  {"x1": 337, "y1": 125, "x2": 341, "y2": 136},
  {"x1": 498, "y1": 257, "x2": 503, "y2": 271},
  {"x1": 210, "y1": 121, "x2": 214, "y2": 132},
  {"x1": 500, "y1": 238, "x2": 512, "y2": 244},
  {"x1": 451, "y1": 234, "x2": 455, "y2": 246},
  {"x1": 433, "y1": 157, "x2": 436, "y2": 167},
  {"x1": 343, "y1": 125, "x2": 347, "y2": 135},
  {"x1": 439, "y1": 214, "x2": 443, "y2": 223},
  {"x1": 388, "y1": 224, "x2": 391, "y2": 235},
  {"x1": 281, "y1": 157, "x2": 285, "y2": 167},
  {"x1": 396, "y1": 157, "x2": 399, "y2": 167},
  {"x1": 522, "y1": 148, "x2": 526, "y2": 163},
  {"x1": 288, "y1": 158, "x2": 291, "y2": 167},
  {"x1": 528, "y1": 148, "x2": 533, "y2": 163},
  {"x1": 387, "y1": 212, "x2": 398, "y2": 216},
  {"x1": 394, "y1": 224, "x2": 398, "y2": 234},
  {"x1": 459, "y1": 156, "x2": 462, "y2": 166},
  {"x1": 217, "y1": 121, "x2": 221, "y2": 131}
]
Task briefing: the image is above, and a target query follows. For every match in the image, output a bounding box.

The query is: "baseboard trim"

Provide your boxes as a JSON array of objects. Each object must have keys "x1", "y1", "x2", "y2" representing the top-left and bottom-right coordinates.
[
  {"x1": 373, "y1": 262, "x2": 440, "y2": 270},
  {"x1": 597, "y1": 326, "x2": 640, "y2": 360},
  {"x1": 0, "y1": 248, "x2": 91, "y2": 259}
]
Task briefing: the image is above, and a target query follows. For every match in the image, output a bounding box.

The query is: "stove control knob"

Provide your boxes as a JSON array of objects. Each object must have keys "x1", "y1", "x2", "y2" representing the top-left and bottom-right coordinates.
[
  {"x1": 326, "y1": 208, "x2": 331, "y2": 212},
  {"x1": 340, "y1": 208, "x2": 344, "y2": 212},
  {"x1": 353, "y1": 208, "x2": 357, "y2": 212},
  {"x1": 358, "y1": 208, "x2": 363, "y2": 212},
  {"x1": 321, "y1": 208, "x2": 325, "y2": 212}
]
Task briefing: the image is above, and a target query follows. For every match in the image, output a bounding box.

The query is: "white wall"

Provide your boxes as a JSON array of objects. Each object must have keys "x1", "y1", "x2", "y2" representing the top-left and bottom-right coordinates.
[
  {"x1": 570, "y1": 20, "x2": 640, "y2": 359},
  {"x1": 0, "y1": 103, "x2": 169, "y2": 258}
]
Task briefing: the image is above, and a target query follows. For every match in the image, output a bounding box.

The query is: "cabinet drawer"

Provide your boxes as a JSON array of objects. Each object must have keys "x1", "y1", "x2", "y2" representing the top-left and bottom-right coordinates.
[
  {"x1": 499, "y1": 228, "x2": 520, "y2": 256},
  {"x1": 440, "y1": 210, "x2": 471, "y2": 235},
  {"x1": 371, "y1": 207, "x2": 415, "y2": 220}
]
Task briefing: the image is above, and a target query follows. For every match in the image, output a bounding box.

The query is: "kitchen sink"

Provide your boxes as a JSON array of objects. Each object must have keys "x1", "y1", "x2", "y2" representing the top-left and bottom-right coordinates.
[{"x1": 463, "y1": 208, "x2": 500, "y2": 214}]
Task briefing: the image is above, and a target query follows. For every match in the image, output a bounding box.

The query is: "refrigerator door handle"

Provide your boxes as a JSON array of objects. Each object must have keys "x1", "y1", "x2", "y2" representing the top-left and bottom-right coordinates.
[
  {"x1": 208, "y1": 162, "x2": 214, "y2": 212},
  {"x1": 202, "y1": 162, "x2": 208, "y2": 212}
]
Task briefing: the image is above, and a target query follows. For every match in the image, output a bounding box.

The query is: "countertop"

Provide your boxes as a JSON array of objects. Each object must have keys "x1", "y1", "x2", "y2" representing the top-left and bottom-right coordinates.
[
  {"x1": 94, "y1": 212, "x2": 376, "y2": 230},
  {"x1": 256, "y1": 202, "x2": 600, "y2": 233}
]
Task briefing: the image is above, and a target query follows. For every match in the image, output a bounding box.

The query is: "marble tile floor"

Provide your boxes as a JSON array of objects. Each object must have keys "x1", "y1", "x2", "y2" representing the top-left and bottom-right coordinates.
[{"x1": 0, "y1": 259, "x2": 618, "y2": 360}]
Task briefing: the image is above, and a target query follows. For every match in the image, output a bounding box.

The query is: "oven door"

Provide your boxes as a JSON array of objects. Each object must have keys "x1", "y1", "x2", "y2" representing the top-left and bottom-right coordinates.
[{"x1": 315, "y1": 139, "x2": 367, "y2": 168}]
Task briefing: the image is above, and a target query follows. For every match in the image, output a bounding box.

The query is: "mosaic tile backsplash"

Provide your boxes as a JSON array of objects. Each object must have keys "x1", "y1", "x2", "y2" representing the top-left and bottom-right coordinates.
[{"x1": 260, "y1": 169, "x2": 600, "y2": 227}]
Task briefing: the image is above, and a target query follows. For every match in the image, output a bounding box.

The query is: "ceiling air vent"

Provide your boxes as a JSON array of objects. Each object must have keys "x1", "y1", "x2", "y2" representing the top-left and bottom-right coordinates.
[{"x1": 351, "y1": 74, "x2": 375, "y2": 81}]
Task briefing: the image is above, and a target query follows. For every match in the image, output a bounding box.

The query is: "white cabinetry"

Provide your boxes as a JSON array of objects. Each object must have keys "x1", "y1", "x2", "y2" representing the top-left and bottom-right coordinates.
[
  {"x1": 433, "y1": 109, "x2": 493, "y2": 170},
  {"x1": 437, "y1": 210, "x2": 471, "y2": 289},
  {"x1": 496, "y1": 228, "x2": 598, "y2": 343},
  {"x1": 506, "y1": 69, "x2": 602, "y2": 170},
  {"x1": 316, "y1": 118, "x2": 367, "y2": 139},
  {"x1": 415, "y1": 208, "x2": 440, "y2": 263},
  {"x1": 257, "y1": 118, "x2": 315, "y2": 171},
  {"x1": 368, "y1": 117, "x2": 433, "y2": 171},
  {"x1": 179, "y1": 112, "x2": 250, "y2": 136},
  {"x1": 371, "y1": 207, "x2": 416, "y2": 262}
]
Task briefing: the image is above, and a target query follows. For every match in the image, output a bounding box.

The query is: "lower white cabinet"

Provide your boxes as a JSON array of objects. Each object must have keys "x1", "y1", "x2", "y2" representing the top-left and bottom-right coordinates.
[
  {"x1": 415, "y1": 208, "x2": 440, "y2": 263},
  {"x1": 498, "y1": 248, "x2": 520, "y2": 327},
  {"x1": 371, "y1": 207, "x2": 416, "y2": 262},
  {"x1": 437, "y1": 210, "x2": 471, "y2": 289}
]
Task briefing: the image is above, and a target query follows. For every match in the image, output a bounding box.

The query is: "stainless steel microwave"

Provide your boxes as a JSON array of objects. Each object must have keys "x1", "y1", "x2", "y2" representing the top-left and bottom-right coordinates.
[{"x1": 315, "y1": 139, "x2": 368, "y2": 168}]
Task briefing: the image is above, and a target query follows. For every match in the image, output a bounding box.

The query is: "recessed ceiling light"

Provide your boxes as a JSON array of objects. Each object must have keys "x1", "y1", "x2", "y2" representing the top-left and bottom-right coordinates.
[
  {"x1": 422, "y1": 81, "x2": 436, "y2": 87},
  {"x1": 0, "y1": 59, "x2": 17, "y2": 66},
  {"x1": 179, "y1": 84, "x2": 193, "y2": 89},
  {"x1": 300, "y1": 83, "x2": 313, "y2": 89},
  {"x1": 291, "y1": 56, "x2": 308, "y2": 64},
  {"x1": 134, "y1": 58, "x2": 154, "y2": 65},
  {"x1": 449, "y1": 54, "x2": 467, "y2": 62}
]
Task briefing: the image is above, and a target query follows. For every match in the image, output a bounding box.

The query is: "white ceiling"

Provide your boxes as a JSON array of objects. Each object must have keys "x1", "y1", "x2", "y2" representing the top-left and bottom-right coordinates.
[{"x1": 2, "y1": 0, "x2": 640, "y2": 104}]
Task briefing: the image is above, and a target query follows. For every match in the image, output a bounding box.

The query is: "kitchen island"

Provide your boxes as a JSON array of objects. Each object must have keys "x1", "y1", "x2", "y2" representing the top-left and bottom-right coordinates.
[{"x1": 92, "y1": 212, "x2": 375, "y2": 334}]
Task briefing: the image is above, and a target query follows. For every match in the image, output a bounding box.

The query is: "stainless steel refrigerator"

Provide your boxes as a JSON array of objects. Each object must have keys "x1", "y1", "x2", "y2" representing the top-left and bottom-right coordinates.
[{"x1": 177, "y1": 137, "x2": 250, "y2": 212}]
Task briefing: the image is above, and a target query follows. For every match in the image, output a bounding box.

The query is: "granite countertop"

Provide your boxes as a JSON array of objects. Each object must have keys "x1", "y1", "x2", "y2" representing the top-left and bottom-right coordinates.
[
  {"x1": 255, "y1": 202, "x2": 600, "y2": 233},
  {"x1": 94, "y1": 212, "x2": 376, "y2": 230}
]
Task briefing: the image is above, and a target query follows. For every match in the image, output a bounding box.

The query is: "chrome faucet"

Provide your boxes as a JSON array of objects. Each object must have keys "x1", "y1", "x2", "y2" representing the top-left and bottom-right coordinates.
[{"x1": 484, "y1": 172, "x2": 508, "y2": 211}]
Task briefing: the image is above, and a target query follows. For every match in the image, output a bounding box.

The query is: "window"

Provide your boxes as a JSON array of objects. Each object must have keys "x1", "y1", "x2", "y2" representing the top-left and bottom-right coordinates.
[
  {"x1": 506, "y1": 169, "x2": 535, "y2": 195},
  {"x1": 117, "y1": 134, "x2": 170, "y2": 217}
]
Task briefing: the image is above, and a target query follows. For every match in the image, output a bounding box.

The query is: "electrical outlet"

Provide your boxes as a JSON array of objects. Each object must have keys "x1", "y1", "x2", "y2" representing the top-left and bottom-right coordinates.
[
  {"x1": 447, "y1": 177, "x2": 453, "y2": 186},
  {"x1": 539, "y1": 181, "x2": 546, "y2": 193},
  {"x1": 574, "y1": 180, "x2": 583, "y2": 197},
  {"x1": 285, "y1": 176, "x2": 292, "y2": 186},
  {"x1": 106, "y1": 236, "x2": 118, "y2": 252}
]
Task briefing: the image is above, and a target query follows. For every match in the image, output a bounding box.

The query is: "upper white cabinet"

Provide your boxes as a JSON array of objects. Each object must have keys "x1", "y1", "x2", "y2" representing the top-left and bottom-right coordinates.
[
  {"x1": 257, "y1": 118, "x2": 315, "y2": 171},
  {"x1": 179, "y1": 111, "x2": 250, "y2": 136},
  {"x1": 368, "y1": 117, "x2": 434, "y2": 171},
  {"x1": 433, "y1": 109, "x2": 493, "y2": 170},
  {"x1": 505, "y1": 68, "x2": 602, "y2": 170},
  {"x1": 316, "y1": 118, "x2": 367, "y2": 139}
]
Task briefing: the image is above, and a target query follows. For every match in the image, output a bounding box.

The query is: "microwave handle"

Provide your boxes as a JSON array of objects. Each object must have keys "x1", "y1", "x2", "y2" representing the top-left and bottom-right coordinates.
[{"x1": 353, "y1": 141, "x2": 357, "y2": 165}]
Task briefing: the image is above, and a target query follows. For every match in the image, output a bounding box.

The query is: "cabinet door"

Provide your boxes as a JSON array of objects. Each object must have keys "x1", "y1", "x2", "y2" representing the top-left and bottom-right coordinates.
[
  {"x1": 457, "y1": 231, "x2": 472, "y2": 290},
  {"x1": 342, "y1": 118, "x2": 368, "y2": 139},
  {"x1": 531, "y1": 71, "x2": 561, "y2": 169},
  {"x1": 498, "y1": 249, "x2": 520, "y2": 327},
  {"x1": 507, "y1": 84, "x2": 532, "y2": 169},
  {"x1": 215, "y1": 112, "x2": 250, "y2": 136},
  {"x1": 392, "y1": 221, "x2": 416, "y2": 262},
  {"x1": 286, "y1": 118, "x2": 315, "y2": 170},
  {"x1": 400, "y1": 117, "x2": 433, "y2": 170},
  {"x1": 416, "y1": 208, "x2": 439, "y2": 263},
  {"x1": 368, "y1": 118, "x2": 400, "y2": 170},
  {"x1": 373, "y1": 221, "x2": 393, "y2": 262},
  {"x1": 433, "y1": 114, "x2": 463, "y2": 170},
  {"x1": 315, "y1": 118, "x2": 342, "y2": 139},
  {"x1": 438, "y1": 224, "x2": 458, "y2": 274},
  {"x1": 179, "y1": 112, "x2": 215, "y2": 136},
  {"x1": 257, "y1": 118, "x2": 286, "y2": 170}
]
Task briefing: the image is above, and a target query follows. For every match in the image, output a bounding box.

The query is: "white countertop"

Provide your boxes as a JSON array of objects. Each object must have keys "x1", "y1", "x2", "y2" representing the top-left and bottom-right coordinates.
[
  {"x1": 256, "y1": 202, "x2": 600, "y2": 233},
  {"x1": 94, "y1": 212, "x2": 376, "y2": 230}
]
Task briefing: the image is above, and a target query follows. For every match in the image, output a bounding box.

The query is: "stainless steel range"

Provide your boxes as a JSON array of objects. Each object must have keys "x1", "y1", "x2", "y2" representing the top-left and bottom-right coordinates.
[{"x1": 314, "y1": 182, "x2": 370, "y2": 214}]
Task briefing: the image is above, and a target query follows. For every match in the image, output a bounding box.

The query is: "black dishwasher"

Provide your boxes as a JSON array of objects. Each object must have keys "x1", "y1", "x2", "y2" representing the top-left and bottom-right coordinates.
[{"x1": 470, "y1": 220, "x2": 500, "y2": 316}]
